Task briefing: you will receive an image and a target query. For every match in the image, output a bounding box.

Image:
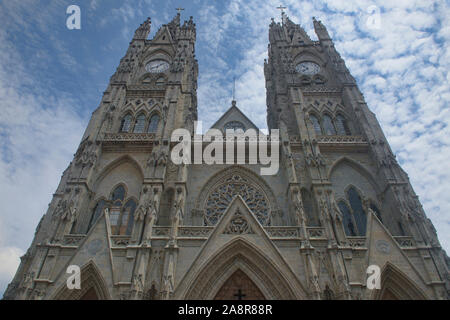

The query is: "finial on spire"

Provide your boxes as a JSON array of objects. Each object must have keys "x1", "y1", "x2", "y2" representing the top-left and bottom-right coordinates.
[
  {"x1": 176, "y1": 7, "x2": 185, "y2": 15},
  {"x1": 133, "y1": 17, "x2": 151, "y2": 40},
  {"x1": 276, "y1": 5, "x2": 287, "y2": 24},
  {"x1": 232, "y1": 77, "x2": 236, "y2": 102},
  {"x1": 276, "y1": 5, "x2": 287, "y2": 15}
]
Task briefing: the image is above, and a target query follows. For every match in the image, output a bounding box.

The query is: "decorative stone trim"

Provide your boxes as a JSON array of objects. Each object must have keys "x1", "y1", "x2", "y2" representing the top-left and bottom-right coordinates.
[
  {"x1": 223, "y1": 209, "x2": 254, "y2": 235},
  {"x1": 394, "y1": 236, "x2": 416, "y2": 248},
  {"x1": 63, "y1": 234, "x2": 85, "y2": 246},
  {"x1": 307, "y1": 227, "x2": 326, "y2": 239},
  {"x1": 101, "y1": 132, "x2": 156, "y2": 145},
  {"x1": 178, "y1": 226, "x2": 213, "y2": 238},
  {"x1": 265, "y1": 227, "x2": 300, "y2": 238},
  {"x1": 110, "y1": 235, "x2": 131, "y2": 247},
  {"x1": 152, "y1": 227, "x2": 171, "y2": 237},
  {"x1": 345, "y1": 237, "x2": 367, "y2": 249},
  {"x1": 317, "y1": 135, "x2": 367, "y2": 145}
]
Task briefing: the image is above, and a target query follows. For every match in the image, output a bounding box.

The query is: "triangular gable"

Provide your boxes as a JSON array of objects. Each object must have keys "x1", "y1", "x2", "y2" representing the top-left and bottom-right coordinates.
[
  {"x1": 365, "y1": 211, "x2": 431, "y2": 299},
  {"x1": 152, "y1": 25, "x2": 175, "y2": 45},
  {"x1": 210, "y1": 103, "x2": 261, "y2": 132},
  {"x1": 174, "y1": 196, "x2": 307, "y2": 299},
  {"x1": 48, "y1": 214, "x2": 114, "y2": 299}
]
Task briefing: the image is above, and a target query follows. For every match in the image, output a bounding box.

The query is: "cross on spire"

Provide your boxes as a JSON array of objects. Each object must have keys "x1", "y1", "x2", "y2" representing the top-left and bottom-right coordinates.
[
  {"x1": 176, "y1": 7, "x2": 185, "y2": 15},
  {"x1": 276, "y1": 5, "x2": 287, "y2": 15},
  {"x1": 234, "y1": 289, "x2": 246, "y2": 300}
]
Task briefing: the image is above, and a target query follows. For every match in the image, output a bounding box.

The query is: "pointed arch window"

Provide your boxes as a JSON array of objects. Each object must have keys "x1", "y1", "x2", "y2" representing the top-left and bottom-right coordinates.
[
  {"x1": 337, "y1": 187, "x2": 368, "y2": 236},
  {"x1": 87, "y1": 185, "x2": 137, "y2": 235},
  {"x1": 133, "y1": 114, "x2": 146, "y2": 133},
  {"x1": 147, "y1": 114, "x2": 160, "y2": 133},
  {"x1": 119, "y1": 114, "x2": 132, "y2": 133},
  {"x1": 338, "y1": 201, "x2": 356, "y2": 236},
  {"x1": 309, "y1": 114, "x2": 322, "y2": 135},
  {"x1": 108, "y1": 185, "x2": 136, "y2": 235},
  {"x1": 87, "y1": 199, "x2": 106, "y2": 233},
  {"x1": 336, "y1": 115, "x2": 351, "y2": 136},
  {"x1": 348, "y1": 187, "x2": 367, "y2": 235},
  {"x1": 323, "y1": 115, "x2": 336, "y2": 135}
]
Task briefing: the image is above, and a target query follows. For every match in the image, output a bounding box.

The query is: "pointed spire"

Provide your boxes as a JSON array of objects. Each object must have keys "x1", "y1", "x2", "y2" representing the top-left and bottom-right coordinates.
[
  {"x1": 313, "y1": 17, "x2": 331, "y2": 41},
  {"x1": 133, "y1": 17, "x2": 151, "y2": 40}
]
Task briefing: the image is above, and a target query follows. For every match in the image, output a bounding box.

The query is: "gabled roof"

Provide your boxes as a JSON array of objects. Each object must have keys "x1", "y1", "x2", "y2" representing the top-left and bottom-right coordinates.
[{"x1": 210, "y1": 101, "x2": 260, "y2": 132}]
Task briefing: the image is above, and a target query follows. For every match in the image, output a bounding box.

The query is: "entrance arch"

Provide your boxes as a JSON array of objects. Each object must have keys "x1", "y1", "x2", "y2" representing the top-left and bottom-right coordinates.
[
  {"x1": 52, "y1": 261, "x2": 111, "y2": 300},
  {"x1": 183, "y1": 239, "x2": 302, "y2": 299},
  {"x1": 373, "y1": 263, "x2": 428, "y2": 300},
  {"x1": 214, "y1": 269, "x2": 265, "y2": 300}
]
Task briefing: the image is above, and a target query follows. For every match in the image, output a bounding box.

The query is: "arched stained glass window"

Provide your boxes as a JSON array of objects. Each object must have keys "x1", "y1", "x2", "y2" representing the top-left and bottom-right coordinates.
[
  {"x1": 119, "y1": 114, "x2": 132, "y2": 133},
  {"x1": 323, "y1": 115, "x2": 336, "y2": 135},
  {"x1": 123, "y1": 199, "x2": 137, "y2": 235},
  {"x1": 133, "y1": 114, "x2": 146, "y2": 133},
  {"x1": 309, "y1": 114, "x2": 322, "y2": 135},
  {"x1": 338, "y1": 201, "x2": 356, "y2": 236},
  {"x1": 336, "y1": 115, "x2": 351, "y2": 135},
  {"x1": 111, "y1": 185, "x2": 125, "y2": 202},
  {"x1": 148, "y1": 114, "x2": 160, "y2": 133},
  {"x1": 347, "y1": 187, "x2": 367, "y2": 236},
  {"x1": 87, "y1": 199, "x2": 106, "y2": 233}
]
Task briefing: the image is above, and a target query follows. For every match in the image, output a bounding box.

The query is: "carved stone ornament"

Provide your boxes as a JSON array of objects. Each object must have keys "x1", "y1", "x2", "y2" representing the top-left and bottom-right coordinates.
[{"x1": 223, "y1": 209, "x2": 254, "y2": 235}]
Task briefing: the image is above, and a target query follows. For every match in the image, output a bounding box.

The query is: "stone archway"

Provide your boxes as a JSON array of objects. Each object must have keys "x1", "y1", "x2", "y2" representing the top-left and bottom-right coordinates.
[
  {"x1": 183, "y1": 239, "x2": 301, "y2": 300},
  {"x1": 214, "y1": 269, "x2": 265, "y2": 300},
  {"x1": 52, "y1": 261, "x2": 111, "y2": 300},
  {"x1": 372, "y1": 263, "x2": 428, "y2": 300}
]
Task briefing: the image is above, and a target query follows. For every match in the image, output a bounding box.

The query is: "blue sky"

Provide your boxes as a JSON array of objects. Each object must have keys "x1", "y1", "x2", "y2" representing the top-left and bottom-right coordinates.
[{"x1": 0, "y1": 0, "x2": 449, "y2": 297}]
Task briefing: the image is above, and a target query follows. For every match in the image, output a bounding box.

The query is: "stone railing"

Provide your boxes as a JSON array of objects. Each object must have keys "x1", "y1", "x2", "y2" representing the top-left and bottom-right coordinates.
[
  {"x1": 307, "y1": 227, "x2": 327, "y2": 239},
  {"x1": 394, "y1": 236, "x2": 415, "y2": 248},
  {"x1": 317, "y1": 135, "x2": 367, "y2": 145},
  {"x1": 178, "y1": 226, "x2": 214, "y2": 238},
  {"x1": 110, "y1": 235, "x2": 131, "y2": 247},
  {"x1": 152, "y1": 227, "x2": 171, "y2": 237},
  {"x1": 101, "y1": 132, "x2": 156, "y2": 145},
  {"x1": 62, "y1": 234, "x2": 86, "y2": 246},
  {"x1": 345, "y1": 236, "x2": 367, "y2": 248},
  {"x1": 265, "y1": 227, "x2": 300, "y2": 238}
]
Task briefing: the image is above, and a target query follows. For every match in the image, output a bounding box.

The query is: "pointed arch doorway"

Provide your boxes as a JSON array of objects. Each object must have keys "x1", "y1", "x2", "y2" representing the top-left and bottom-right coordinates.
[{"x1": 214, "y1": 270, "x2": 265, "y2": 300}]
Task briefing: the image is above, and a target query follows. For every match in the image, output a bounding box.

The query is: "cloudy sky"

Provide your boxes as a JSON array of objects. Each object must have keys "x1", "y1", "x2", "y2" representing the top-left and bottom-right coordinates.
[{"x1": 0, "y1": 0, "x2": 449, "y2": 297}]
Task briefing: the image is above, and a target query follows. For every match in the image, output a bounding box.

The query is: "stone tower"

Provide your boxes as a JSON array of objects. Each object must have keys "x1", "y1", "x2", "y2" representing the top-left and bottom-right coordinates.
[{"x1": 4, "y1": 13, "x2": 449, "y2": 300}]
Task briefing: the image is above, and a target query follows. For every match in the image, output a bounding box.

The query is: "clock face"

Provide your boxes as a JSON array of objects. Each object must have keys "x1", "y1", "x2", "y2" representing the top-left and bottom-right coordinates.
[
  {"x1": 295, "y1": 62, "x2": 320, "y2": 75},
  {"x1": 145, "y1": 60, "x2": 170, "y2": 73},
  {"x1": 224, "y1": 121, "x2": 245, "y2": 131}
]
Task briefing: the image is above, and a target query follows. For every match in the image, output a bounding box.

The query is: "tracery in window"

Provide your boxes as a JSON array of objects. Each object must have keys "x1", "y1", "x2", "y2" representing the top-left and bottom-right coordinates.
[
  {"x1": 348, "y1": 187, "x2": 367, "y2": 236},
  {"x1": 87, "y1": 185, "x2": 136, "y2": 235},
  {"x1": 119, "y1": 114, "x2": 132, "y2": 133},
  {"x1": 309, "y1": 114, "x2": 322, "y2": 135},
  {"x1": 336, "y1": 115, "x2": 351, "y2": 135},
  {"x1": 338, "y1": 201, "x2": 356, "y2": 236},
  {"x1": 204, "y1": 175, "x2": 269, "y2": 226},
  {"x1": 87, "y1": 199, "x2": 106, "y2": 232},
  {"x1": 337, "y1": 187, "x2": 369, "y2": 236},
  {"x1": 322, "y1": 115, "x2": 336, "y2": 135},
  {"x1": 148, "y1": 114, "x2": 160, "y2": 133},
  {"x1": 133, "y1": 114, "x2": 146, "y2": 133}
]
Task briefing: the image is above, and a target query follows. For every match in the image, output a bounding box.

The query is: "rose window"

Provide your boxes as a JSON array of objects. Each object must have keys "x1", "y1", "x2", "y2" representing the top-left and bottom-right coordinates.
[{"x1": 204, "y1": 175, "x2": 270, "y2": 226}]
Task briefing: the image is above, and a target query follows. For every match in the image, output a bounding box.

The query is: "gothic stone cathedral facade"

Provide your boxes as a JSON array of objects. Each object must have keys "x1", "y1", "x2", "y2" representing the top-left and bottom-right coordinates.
[{"x1": 4, "y1": 13, "x2": 449, "y2": 300}]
